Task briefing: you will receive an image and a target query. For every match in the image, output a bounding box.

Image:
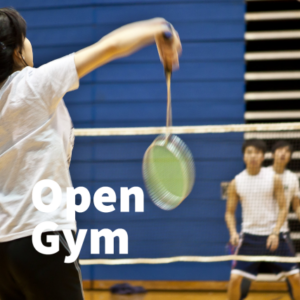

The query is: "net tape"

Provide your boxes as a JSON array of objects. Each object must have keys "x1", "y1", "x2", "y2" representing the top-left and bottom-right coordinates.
[
  {"x1": 79, "y1": 255, "x2": 300, "y2": 265},
  {"x1": 74, "y1": 122, "x2": 300, "y2": 136},
  {"x1": 75, "y1": 122, "x2": 300, "y2": 265}
]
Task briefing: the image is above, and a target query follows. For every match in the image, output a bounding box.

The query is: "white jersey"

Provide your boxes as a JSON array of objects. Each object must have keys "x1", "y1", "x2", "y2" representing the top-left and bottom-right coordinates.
[
  {"x1": 267, "y1": 166, "x2": 299, "y2": 232},
  {"x1": 0, "y1": 54, "x2": 79, "y2": 242},
  {"x1": 235, "y1": 167, "x2": 277, "y2": 235}
]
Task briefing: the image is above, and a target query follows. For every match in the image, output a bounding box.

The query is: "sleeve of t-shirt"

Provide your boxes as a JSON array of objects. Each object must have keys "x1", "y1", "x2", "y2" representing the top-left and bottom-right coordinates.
[{"x1": 25, "y1": 53, "x2": 79, "y2": 113}]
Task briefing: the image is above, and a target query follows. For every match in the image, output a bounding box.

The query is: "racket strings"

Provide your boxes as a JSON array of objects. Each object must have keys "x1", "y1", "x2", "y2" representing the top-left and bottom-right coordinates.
[
  {"x1": 142, "y1": 69, "x2": 195, "y2": 211},
  {"x1": 143, "y1": 135, "x2": 195, "y2": 210}
]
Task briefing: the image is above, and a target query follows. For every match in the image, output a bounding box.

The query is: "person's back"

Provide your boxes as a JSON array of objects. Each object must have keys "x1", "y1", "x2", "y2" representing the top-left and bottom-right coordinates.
[{"x1": 0, "y1": 56, "x2": 79, "y2": 242}]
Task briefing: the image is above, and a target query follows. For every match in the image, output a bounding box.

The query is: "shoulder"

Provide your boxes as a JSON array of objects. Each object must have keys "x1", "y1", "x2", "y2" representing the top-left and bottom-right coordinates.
[
  {"x1": 262, "y1": 166, "x2": 273, "y2": 175},
  {"x1": 261, "y1": 167, "x2": 275, "y2": 182},
  {"x1": 264, "y1": 166, "x2": 274, "y2": 172},
  {"x1": 2, "y1": 70, "x2": 23, "y2": 87},
  {"x1": 10, "y1": 67, "x2": 43, "y2": 95},
  {"x1": 228, "y1": 179, "x2": 238, "y2": 196},
  {"x1": 235, "y1": 169, "x2": 246, "y2": 180},
  {"x1": 0, "y1": 68, "x2": 34, "y2": 97},
  {"x1": 285, "y1": 169, "x2": 299, "y2": 184},
  {"x1": 229, "y1": 178, "x2": 236, "y2": 187},
  {"x1": 234, "y1": 170, "x2": 246, "y2": 192},
  {"x1": 7, "y1": 67, "x2": 36, "y2": 86},
  {"x1": 285, "y1": 169, "x2": 297, "y2": 178}
]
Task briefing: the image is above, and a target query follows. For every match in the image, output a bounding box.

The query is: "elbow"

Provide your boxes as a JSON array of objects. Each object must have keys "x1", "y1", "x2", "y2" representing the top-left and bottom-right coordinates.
[{"x1": 102, "y1": 39, "x2": 120, "y2": 58}]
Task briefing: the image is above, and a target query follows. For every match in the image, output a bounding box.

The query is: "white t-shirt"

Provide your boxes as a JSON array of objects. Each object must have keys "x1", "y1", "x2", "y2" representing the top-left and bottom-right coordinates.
[
  {"x1": 0, "y1": 54, "x2": 79, "y2": 242},
  {"x1": 235, "y1": 167, "x2": 277, "y2": 235},
  {"x1": 267, "y1": 166, "x2": 300, "y2": 233}
]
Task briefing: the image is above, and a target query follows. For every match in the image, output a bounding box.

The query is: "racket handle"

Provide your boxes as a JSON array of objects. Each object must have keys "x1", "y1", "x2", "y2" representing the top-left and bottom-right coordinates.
[
  {"x1": 163, "y1": 23, "x2": 173, "y2": 74},
  {"x1": 164, "y1": 68, "x2": 172, "y2": 78}
]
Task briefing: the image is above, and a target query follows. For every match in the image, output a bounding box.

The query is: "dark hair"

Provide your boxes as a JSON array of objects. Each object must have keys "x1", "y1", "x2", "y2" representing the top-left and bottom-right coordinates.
[
  {"x1": 242, "y1": 139, "x2": 267, "y2": 154},
  {"x1": 0, "y1": 7, "x2": 27, "y2": 83},
  {"x1": 272, "y1": 140, "x2": 293, "y2": 154}
]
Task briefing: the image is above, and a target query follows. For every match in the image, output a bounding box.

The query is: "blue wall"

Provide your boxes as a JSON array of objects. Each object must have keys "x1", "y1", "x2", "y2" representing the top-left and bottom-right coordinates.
[{"x1": 5, "y1": 0, "x2": 245, "y2": 281}]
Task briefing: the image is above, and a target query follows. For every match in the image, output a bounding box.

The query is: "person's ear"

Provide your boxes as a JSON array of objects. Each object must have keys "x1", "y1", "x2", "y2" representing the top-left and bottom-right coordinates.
[{"x1": 13, "y1": 48, "x2": 24, "y2": 66}]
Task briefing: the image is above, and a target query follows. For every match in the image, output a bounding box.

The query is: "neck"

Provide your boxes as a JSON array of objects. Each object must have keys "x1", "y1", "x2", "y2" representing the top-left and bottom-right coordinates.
[
  {"x1": 12, "y1": 64, "x2": 23, "y2": 73},
  {"x1": 246, "y1": 166, "x2": 261, "y2": 176},
  {"x1": 273, "y1": 163, "x2": 285, "y2": 174}
]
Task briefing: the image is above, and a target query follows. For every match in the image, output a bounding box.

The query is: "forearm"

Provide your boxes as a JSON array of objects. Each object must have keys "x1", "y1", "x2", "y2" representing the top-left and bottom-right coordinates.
[
  {"x1": 273, "y1": 206, "x2": 287, "y2": 234},
  {"x1": 273, "y1": 175, "x2": 287, "y2": 234},
  {"x1": 75, "y1": 18, "x2": 169, "y2": 78},
  {"x1": 100, "y1": 18, "x2": 169, "y2": 54},
  {"x1": 225, "y1": 212, "x2": 237, "y2": 235},
  {"x1": 293, "y1": 196, "x2": 300, "y2": 212}
]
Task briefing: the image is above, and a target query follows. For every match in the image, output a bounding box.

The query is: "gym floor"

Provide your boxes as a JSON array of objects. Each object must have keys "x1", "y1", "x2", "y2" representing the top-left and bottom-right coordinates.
[{"x1": 84, "y1": 291, "x2": 290, "y2": 300}]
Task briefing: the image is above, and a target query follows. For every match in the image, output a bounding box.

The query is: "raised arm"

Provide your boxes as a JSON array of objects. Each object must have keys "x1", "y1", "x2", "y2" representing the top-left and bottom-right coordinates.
[
  {"x1": 74, "y1": 18, "x2": 182, "y2": 79},
  {"x1": 225, "y1": 179, "x2": 240, "y2": 246},
  {"x1": 267, "y1": 174, "x2": 287, "y2": 251}
]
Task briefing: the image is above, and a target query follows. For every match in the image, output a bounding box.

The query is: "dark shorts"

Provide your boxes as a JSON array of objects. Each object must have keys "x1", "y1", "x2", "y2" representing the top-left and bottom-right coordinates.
[
  {"x1": 232, "y1": 232, "x2": 299, "y2": 280},
  {"x1": 0, "y1": 231, "x2": 84, "y2": 300}
]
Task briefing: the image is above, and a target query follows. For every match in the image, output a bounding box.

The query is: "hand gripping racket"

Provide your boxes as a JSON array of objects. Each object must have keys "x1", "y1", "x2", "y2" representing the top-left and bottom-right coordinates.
[{"x1": 142, "y1": 30, "x2": 195, "y2": 210}]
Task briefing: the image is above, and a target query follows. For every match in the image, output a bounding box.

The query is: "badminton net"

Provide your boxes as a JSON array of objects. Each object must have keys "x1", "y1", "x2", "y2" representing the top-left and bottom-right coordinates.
[{"x1": 71, "y1": 122, "x2": 300, "y2": 265}]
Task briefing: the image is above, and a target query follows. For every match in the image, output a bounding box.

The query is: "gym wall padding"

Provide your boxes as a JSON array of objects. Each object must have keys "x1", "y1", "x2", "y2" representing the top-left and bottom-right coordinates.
[{"x1": 5, "y1": 0, "x2": 245, "y2": 281}]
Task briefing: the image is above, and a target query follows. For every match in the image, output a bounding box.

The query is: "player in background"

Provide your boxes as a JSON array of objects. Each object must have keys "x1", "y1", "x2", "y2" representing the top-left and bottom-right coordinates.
[
  {"x1": 270, "y1": 141, "x2": 300, "y2": 223},
  {"x1": 225, "y1": 139, "x2": 300, "y2": 300},
  {"x1": 239, "y1": 140, "x2": 300, "y2": 300}
]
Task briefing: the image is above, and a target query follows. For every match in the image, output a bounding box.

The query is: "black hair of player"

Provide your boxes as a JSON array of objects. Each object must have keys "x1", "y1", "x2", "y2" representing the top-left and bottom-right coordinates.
[
  {"x1": 242, "y1": 139, "x2": 267, "y2": 154},
  {"x1": 0, "y1": 7, "x2": 27, "y2": 83},
  {"x1": 271, "y1": 140, "x2": 293, "y2": 154}
]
